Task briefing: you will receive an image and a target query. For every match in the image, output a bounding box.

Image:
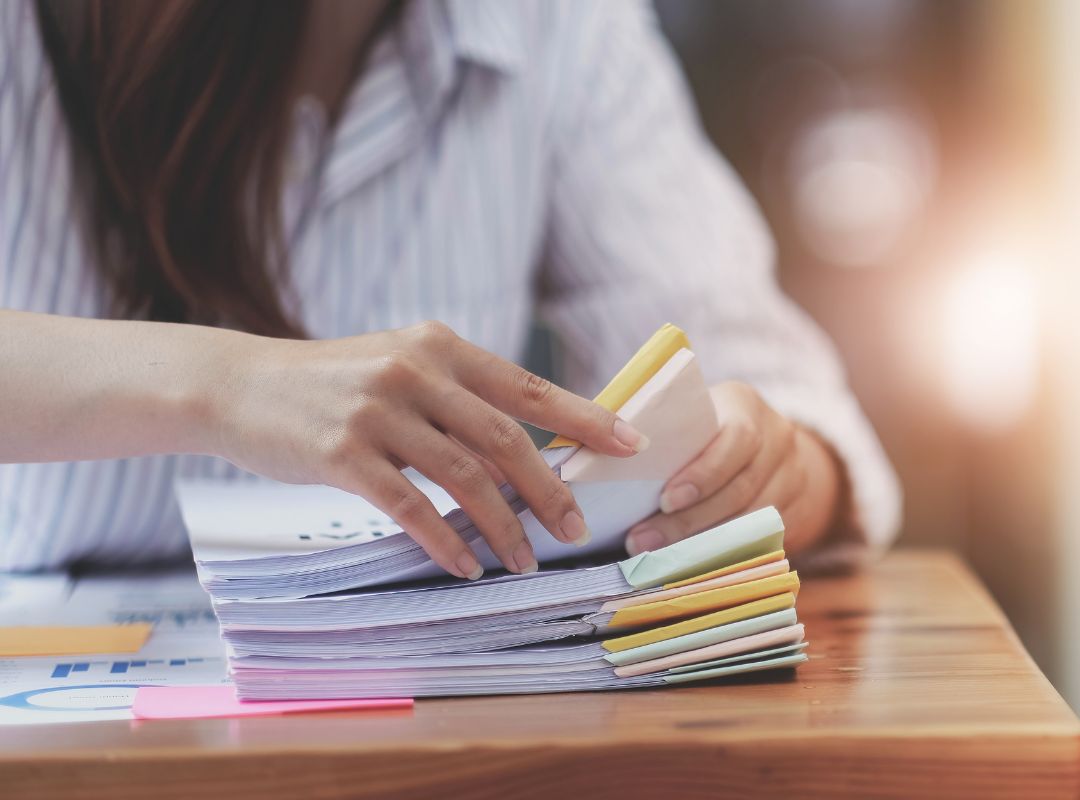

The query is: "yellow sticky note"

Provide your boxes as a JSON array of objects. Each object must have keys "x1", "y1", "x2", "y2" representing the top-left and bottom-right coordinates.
[
  {"x1": 602, "y1": 593, "x2": 797, "y2": 653},
  {"x1": 548, "y1": 323, "x2": 691, "y2": 449},
  {"x1": 608, "y1": 572, "x2": 800, "y2": 630},
  {"x1": 0, "y1": 624, "x2": 153, "y2": 657}
]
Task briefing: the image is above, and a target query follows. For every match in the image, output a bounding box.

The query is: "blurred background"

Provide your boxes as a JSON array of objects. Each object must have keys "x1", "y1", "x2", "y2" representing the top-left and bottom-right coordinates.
[{"x1": 649, "y1": 0, "x2": 1079, "y2": 707}]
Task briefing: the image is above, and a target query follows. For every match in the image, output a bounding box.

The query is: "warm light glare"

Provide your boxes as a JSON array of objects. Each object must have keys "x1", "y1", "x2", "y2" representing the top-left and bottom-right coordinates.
[
  {"x1": 939, "y1": 248, "x2": 1040, "y2": 431},
  {"x1": 790, "y1": 106, "x2": 936, "y2": 268}
]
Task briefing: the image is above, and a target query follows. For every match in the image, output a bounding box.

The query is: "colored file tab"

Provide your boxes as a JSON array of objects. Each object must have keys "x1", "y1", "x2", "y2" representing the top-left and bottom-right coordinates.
[
  {"x1": 601, "y1": 593, "x2": 797, "y2": 653},
  {"x1": 664, "y1": 550, "x2": 786, "y2": 590},
  {"x1": 607, "y1": 571, "x2": 800, "y2": 630},
  {"x1": 548, "y1": 323, "x2": 691, "y2": 449},
  {"x1": 0, "y1": 623, "x2": 152, "y2": 657},
  {"x1": 132, "y1": 685, "x2": 412, "y2": 719}
]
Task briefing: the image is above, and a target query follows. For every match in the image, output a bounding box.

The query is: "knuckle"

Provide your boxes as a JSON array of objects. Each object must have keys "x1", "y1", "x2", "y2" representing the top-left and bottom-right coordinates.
[
  {"x1": 667, "y1": 516, "x2": 692, "y2": 540},
  {"x1": 498, "y1": 515, "x2": 525, "y2": 545},
  {"x1": 447, "y1": 453, "x2": 487, "y2": 492},
  {"x1": 733, "y1": 381, "x2": 761, "y2": 403},
  {"x1": 792, "y1": 465, "x2": 809, "y2": 497},
  {"x1": 411, "y1": 320, "x2": 456, "y2": 348},
  {"x1": 727, "y1": 472, "x2": 756, "y2": 509},
  {"x1": 516, "y1": 370, "x2": 555, "y2": 407},
  {"x1": 386, "y1": 487, "x2": 425, "y2": 524},
  {"x1": 372, "y1": 353, "x2": 421, "y2": 388},
  {"x1": 347, "y1": 395, "x2": 384, "y2": 428},
  {"x1": 745, "y1": 425, "x2": 764, "y2": 454},
  {"x1": 541, "y1": 479, "x2": 572, "y2": 512},
  {"x1": 490, "y1": 417, "x2": 528, "y2": 458},
  {"x1": 319, "y1": 429, "x2": 356, "y2": 471},
  {"x1": 591, "y1": 404, "x2": 617, "y2": 432},
  {"x1": 729, "y1": 417, "x2": 761, "y2": 450},
  {"x1": 534, "y1": 480, "x2": 575, "y2": 522}
]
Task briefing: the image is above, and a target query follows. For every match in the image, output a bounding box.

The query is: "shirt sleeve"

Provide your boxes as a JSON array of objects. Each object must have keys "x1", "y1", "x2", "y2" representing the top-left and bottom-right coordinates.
[{"x1": 537, "y1": 0, "x2": 902, "y2": 566}]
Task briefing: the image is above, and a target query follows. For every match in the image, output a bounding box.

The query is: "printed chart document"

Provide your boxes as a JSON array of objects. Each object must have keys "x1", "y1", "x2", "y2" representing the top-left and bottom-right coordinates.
[{"x1": 0, "y1": 569, "x2": 228, "y2": 725}]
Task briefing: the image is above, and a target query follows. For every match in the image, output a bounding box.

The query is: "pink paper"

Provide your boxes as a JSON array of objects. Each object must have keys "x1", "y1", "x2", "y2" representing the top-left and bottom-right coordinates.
[{"x1": 132, "y1": 685, "x2": 412, "y2": 719}]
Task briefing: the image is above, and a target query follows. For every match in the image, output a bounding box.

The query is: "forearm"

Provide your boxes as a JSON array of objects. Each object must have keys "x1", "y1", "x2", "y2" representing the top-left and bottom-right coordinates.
[{"x1": 0, "y1": 309, "x2": 249, "y2": 463}]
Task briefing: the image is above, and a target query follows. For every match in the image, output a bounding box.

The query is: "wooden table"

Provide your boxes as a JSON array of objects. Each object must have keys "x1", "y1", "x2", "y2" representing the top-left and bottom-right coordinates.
[{"x1": 2, "y1": 550, "x2": 1078, "y2": 799}]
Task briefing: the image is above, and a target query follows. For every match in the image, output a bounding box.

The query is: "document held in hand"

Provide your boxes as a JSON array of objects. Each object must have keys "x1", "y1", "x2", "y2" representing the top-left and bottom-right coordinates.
[{"x1": 179, "y1": 325, "x2": 808, "y2": 699}]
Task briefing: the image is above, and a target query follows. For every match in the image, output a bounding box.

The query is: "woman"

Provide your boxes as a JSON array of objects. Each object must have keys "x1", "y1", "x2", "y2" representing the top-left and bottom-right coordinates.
[{"x1": 0, "y1": 0, "x2": 900, "y2": 579}]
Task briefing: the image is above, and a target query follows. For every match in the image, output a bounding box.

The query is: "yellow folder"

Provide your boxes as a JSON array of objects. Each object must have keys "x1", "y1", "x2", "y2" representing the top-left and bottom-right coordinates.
[
  {"x1": 548, "y1": 323, "x2": 691, "y2": 449},
  {"x1": 607, "y1": 571, "x2": 800, "y2": 630}
]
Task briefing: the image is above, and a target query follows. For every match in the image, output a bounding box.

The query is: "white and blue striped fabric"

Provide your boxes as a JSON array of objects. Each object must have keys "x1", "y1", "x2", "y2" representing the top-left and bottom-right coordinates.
[{"x1": 0, "y1": 0, "x2": 900, "y2": 571}]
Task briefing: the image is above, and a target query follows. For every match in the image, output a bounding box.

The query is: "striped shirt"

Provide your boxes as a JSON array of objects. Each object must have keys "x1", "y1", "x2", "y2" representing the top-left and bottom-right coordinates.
[{"x1": 0, "y1": 0, "x2": 901, "y2": 571}]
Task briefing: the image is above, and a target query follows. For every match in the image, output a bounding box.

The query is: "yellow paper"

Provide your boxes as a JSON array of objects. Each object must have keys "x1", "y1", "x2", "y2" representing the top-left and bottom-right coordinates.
[
  {"x1": 548, "y1": 323, "x2": 691, "y2": 449},
  {"x1": 0, "y1": 624, "x2": 152, "y2": 657},
  {"x1": 601, "y1": 593, "x2": 797, "y2": 653},
  {"x1": 608, "y1": 572, "x2": 800, "y2": 630},
  {"x1": 664, "y1": 550, "x2": 786, "y2": 590}
]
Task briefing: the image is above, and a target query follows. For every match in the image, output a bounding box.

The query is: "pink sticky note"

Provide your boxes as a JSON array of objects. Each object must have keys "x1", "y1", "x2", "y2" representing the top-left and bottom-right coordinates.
[{"x1": 132, "y1": 685, "x2": 412, "y2": 720}]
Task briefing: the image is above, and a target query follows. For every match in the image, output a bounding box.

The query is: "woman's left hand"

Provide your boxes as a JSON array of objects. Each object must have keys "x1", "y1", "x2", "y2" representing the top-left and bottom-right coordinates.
[{"x1": 625, "y1": 382, "x2": 843, "y2": 557}]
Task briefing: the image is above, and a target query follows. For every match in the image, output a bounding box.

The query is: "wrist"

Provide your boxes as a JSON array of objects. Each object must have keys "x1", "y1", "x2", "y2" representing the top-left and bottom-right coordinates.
[{"x1": 167, "y1": 325, "x2": 266, "y2": 459}]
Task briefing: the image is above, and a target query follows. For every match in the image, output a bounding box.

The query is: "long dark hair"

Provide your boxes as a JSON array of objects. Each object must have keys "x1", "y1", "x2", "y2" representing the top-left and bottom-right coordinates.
[{"x1": 34, "y1": 0, "x2": 310, "y2": 337}]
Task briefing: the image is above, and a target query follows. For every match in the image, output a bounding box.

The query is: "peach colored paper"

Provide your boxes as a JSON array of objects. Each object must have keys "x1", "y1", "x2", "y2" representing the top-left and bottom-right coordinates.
[{"x1": 614, "y1": 624, "x2": 805, "y2": 678}]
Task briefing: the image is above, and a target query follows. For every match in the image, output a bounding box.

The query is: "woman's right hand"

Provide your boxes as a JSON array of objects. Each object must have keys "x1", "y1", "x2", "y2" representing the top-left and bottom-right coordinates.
[{"x1": 207, "y1": 321, "x2": 647, "y2": 580}]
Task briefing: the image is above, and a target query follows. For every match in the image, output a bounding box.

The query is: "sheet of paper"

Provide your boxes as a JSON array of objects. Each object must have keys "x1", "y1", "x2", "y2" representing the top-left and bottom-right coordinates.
[
  {"x1": 0, "y1": 652, "x2": 229, "y2": 725},
  {"x1": 131, "y1": 685, "x2": 411, "y2": 719},
  {"x1": 0, "y1": 624, "x2": 152, "y2": 657},
  {"x1": 179, "y1": 470, "x2": 460, "y2": 559},
  {"x1": 560, "y1": 349, "x2": 719, "y2": 484},
  {"x1": 0, "y1": 568, "x2": 229, "y2": 725},
  {"x1": 548, "y1": 322, "x2": 690, "y2": 449}
]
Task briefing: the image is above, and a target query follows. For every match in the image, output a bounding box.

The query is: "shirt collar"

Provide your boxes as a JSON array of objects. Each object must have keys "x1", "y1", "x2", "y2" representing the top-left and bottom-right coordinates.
[
  {"x1": 314, "y1": 0, "x2": 524, "y2": 206},
  {"x1": 444, "y1": 0, "x2": 525, "y2": 75},
  {"x1": 400, "y1": 0, "x2": 524, "y2": 121}
]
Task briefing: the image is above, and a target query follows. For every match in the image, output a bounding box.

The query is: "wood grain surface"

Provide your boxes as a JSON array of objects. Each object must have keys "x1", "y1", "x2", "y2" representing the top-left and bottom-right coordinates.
[{"x1": 2, "y1": 550, "x2": 1077, "y2": 799}]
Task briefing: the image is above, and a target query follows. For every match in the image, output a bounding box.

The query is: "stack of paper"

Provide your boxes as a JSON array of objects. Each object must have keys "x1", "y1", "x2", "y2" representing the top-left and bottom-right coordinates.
[{"x1": 179, "y1": 326, "x2": 808, "y2": 699}]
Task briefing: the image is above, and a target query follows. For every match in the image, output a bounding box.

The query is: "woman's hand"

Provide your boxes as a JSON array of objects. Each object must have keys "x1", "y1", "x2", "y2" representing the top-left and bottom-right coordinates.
[
  {"x1": 625, "y1": 382, "x2": 842, "y2": 557},
  {"x1": 210, "y1": 321, "x2": 646, "y2": 580}
]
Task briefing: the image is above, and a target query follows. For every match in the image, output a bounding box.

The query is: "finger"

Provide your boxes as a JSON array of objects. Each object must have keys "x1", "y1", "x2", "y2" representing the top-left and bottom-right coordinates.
[
  {"x1": 340, "y1": 456, "x2": 484, "y2": 580},
  {"x1": 625, "y1": 435, "x2": 789, "y2": 556},
  {"x1": 451, "y1": 339, "x2": 648, "y2": 457},
  {"x1": 431, "y1": 387, "x2": 591, "y2": 547},
  {"x1": 748, "y1": 458, "x2": 807, "y2": 520},
  {"x1": 448, "y1": 435, "x2": 506, "y2": 485},
  {"x1": 394, "y1": 422, "x2": 538, "y2": 575},
  {"x1": 659, "y1": 421, "x2": 760, "y2": 514}
]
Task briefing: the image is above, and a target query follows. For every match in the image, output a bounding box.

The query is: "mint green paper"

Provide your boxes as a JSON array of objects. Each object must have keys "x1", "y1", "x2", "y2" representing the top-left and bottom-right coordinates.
[
  {"x1": 665, "y1": 642, "x2": 808, "y2": 674},
  {"x1": 603, "y1": 608, "x2": 798, "y2": 667},
  {"x1": 617, "y1": 506, "x2": 785, "y2": 590},
  {"x1": 662, "y1": 652, "x2": 808, "y2": 684}
]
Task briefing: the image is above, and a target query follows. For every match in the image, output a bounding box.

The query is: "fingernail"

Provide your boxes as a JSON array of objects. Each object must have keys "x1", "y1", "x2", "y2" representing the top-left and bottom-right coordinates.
[
  {"x1": 456, "y1": 552, "x2": 484, "y2": 581},
  {"x1": 613, "y1": 419, "x2": 650, "y2": 453},
  {"x1": 560, "y1": 510, "x2": 592, "y2": 547},
  {"x1": 627, "y1": 528, "x2": 665, "y2": 556},
  {"x1": 660, "y1": 483, "x2": 699, "y2": 514},
  {"x1": 512, "y1": 541, "x2": 538, "y2": 574}
]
